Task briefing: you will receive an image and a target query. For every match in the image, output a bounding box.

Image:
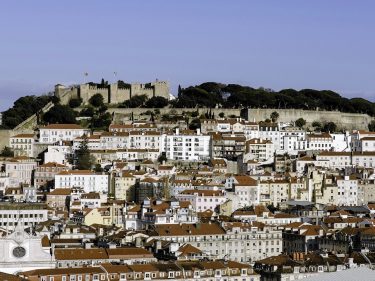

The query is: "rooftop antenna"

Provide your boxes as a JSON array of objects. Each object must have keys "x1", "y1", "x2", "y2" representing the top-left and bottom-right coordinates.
[
  {"x1": 113, "y1": 71, "x2": 117, "y2": 83},
  {"x1": 83, "y1": 72, "x2": 88, "y2": 84}
]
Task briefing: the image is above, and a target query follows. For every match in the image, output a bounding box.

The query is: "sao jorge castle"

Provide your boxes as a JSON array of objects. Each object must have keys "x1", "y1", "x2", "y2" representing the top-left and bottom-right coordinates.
[{"x1": 55, "y1": 79, "x2": 170, "y2": 105}]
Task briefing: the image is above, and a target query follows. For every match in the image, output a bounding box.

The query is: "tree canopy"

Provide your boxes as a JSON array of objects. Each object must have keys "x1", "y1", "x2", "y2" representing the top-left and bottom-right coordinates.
[
  {"x1": 173, "y1": 82, "x2": 375, "y2": 116},
  {"x1": 369, "y1": 120, "x2": 375, "y2": 132},
  {"x1": 69, "y1": 97, "x2": 83, "y2": 108},
  {"x1": 89, "y1": 94, "x2": 104, "y2": 107},
  {"x1": 144, "y1": 96, "x2": 169, "y2": 108},
  {"x1": 75, "y1": 136, "x2": 94, "y2": 170},
  {"x1": 295, "y1": 118, "x2": 306, "y2": 128},
  {"x1": 0, "y1": 95, "x2": 54, "y2": 129},
  {"x1": 119, "y1": 95, "x2": 148, "y2": 108},
  {"x1": 42, "y1": 104, "x2": 77, "y2": 124},
  {"x1": 0, "y1": 146, "x2": 14, "y2": 157}
]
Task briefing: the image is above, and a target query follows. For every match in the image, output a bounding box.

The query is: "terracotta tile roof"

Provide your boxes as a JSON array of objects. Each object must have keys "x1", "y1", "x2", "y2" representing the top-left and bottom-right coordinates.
[
  {"x1": 178, "y1": 244, "x2": 202, "y2": 255},
  {"x1": 57, "y1": 170, "x2": 94, "y2": 175},
  {"x1": 11, "y1": 133, "x2": 35, "y2": 138},
  {"x1": 307, "y1": 133, "x2": 332, "y2": 139},
  {"x1": 233, "y1": 175, "x2": 258, "y2": 186},
  {"x1": 41, "y1": 235, "x2": 50, "y2": 247},
  {"x1": 54, "y1": 248, "x2": 108, "y2": 260},
  {"x1": 39, "y1": 162, "x2": 67, "y2": 168},
  {"x1": 48, "y1": 188, "x2": 71, "y2": 196},
  {"x1": 180, "y1": 189, "x2": 224, "y2": 196},
  {"x1": 106, "y1": 247, "x2": 154, "y2": 258},
  {"x1": 152, "y1": 222, "x2": 225, "y2": 236},
  {"x1": 41, "y1": 124, "x2": 84, "y2": 129}
]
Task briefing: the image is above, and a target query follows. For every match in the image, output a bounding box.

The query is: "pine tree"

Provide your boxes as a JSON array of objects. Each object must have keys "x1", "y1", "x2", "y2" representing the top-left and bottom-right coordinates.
[
  {"x1": 178, "y1": 85, "x2": 182, "y2": 98},
  {"x1": 76, "y1": 135, "x2": 93, "y2": 170}
]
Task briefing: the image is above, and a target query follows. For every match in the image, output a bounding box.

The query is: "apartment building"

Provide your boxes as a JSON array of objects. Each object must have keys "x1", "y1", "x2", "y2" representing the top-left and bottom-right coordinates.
[
  {"x1": 39, "y1": 124, "x2": 90, "y2": 144},
  {"x1": 316, "y1": 151, "x2": 352, "y2": 169},
  {"x1": 55, "y1": 170, "x2": 109, "y2": 193},
  {"x1": 336, "y1": 175, "x2": 359, "y2": 206},
  {"x1": 245, "y1": 138, "x2": 274, "y2": 163},
  {"x1": 176, "y1": 189, "x2": 227, "y2": 212},
  {"x1": 149, "y1": 221, "x2": 282, "y2": 263},
  {"x1": 352, "y1": 152, "x2": 375, "y2": 168},
  {"x1": 226, "y1": 175, "x2": 260, "y2": 210},
  {"x1": 163, "y1": 129, "x2": 211, "y2": 161},
  {"x1": 20, "y1": 260, "x2": 259, "y2": 281},
  {"x1": 113, "y1": 171, "x2": 138, "y2": 201},
  {"x1": 0, "y1": 202, "x2": 49, "y2": 228},
  {"x1": 259, "y1": 122, "x2": 281, "y2": 150},
  {"x1": 351, "y1": 130, "x2": 375, "y2": 151},
  {"x1": 9, "y1": 133, "x2": 35, "y2": 157},
  {"x1": 306, "y1": 133, "x2": 333, "y2": 151},
  {"x1": 4, "y1": 157, "x2": 38, "y2": 185},
  {"x1": 34, "y1": 162, "x2": 68, "y2": 188},
  {"x1": 212, "y1": 133, "x2": 246, "y2": 160}
]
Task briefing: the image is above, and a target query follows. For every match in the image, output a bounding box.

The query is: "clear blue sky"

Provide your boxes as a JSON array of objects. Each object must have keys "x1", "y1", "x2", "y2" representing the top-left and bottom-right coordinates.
[{"x1": 1, "y1": 0, "x2": 374, "y2": 111}]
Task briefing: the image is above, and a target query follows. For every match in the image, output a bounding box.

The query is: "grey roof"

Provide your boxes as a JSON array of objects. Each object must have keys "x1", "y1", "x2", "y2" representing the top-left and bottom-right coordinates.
[
  {"x1": 340, "y1": 206, "x2": 370, "y2": 214},
  {"x1": 303, "y1": 267, "x2": 375, "y2": 281},
  {"x1": 286, "y1": 200, "x2": 314, "y2": 206}
]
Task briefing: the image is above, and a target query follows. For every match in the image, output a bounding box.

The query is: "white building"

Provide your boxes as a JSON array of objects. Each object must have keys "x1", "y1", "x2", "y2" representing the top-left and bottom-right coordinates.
[
  {"x1": 352, "y1": 152, "x2": 375, "y2": 168},
  {"x1": 331, "y1": 132, "x2": 351, "y2": 152},
  {"x1": 4, "y1": 157, "x2": 38, "y2": 185},
  {"x1": 55, "y1": 170, "x2": 109, "y2": 193},
  {"x1": 129, "y1": 131, "x2": 163, "y2": 150},
  {"x1": 0, "y1": 203, "x2": 49, "y2": 228},
  {"x1": 150, "y1": 222, "x2": 282, "y2": 263},
  {"x1": 351, "y1": 130, "x2": 375, "y2": 152},
  {"x1": 316, "y1": 151, "x2": 352, "y2": 169},
  {"x1": 39, "y1": 124, "x2": 90, "y2": 144},
  {"x1": 44, "y1": 143, "x2": 73, "y2": 165},
  {"x1": 163, "y1": 129, "x2": 211, "y2": 161},
  {"x1": 226, "y1": 175, "x2": 260, "y2": 211},
  {"x1": 336, "y1": 175, "x2": 358, "y2": 206},
  {"x1": 9, "y1": 134, "x2": 35, "y2": 158},
  {"x1": 279, "y1": 127, "x2": 306, "y2": 153},
  {"x1": 259, "y1": 122, "x2": 281, "y2": 150},
  {"x1": 244, "y1": 138, "x2": 274, "y2": 163},
  {"x1": 306, "y1": 133, "x2": 333, "y2": 151},
  {"x1": 116, "y1": 149, "x2": 160, "y2": 162},
  {"x1": 176, "y1": 189, "x2": 227, "y2": 212},
  {"x1": 360, "y1": 137, "x2": 375, "y2": 152}
]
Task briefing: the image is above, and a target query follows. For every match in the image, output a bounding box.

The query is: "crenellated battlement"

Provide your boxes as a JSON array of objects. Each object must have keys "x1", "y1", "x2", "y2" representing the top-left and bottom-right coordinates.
[{"x1": 55, "y1": 79, "x2": 170, "y2": 105}]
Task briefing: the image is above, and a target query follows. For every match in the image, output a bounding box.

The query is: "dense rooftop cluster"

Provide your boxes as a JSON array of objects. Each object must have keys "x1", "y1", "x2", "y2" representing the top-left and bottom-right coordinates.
[{"x1": 0, "y1": 112, "x2": 375, "y2": 280}]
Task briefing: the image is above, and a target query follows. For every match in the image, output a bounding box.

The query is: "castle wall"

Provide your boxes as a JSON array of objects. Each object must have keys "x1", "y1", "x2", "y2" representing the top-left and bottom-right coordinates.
[
  {"x1": 106, "y1": 107, "x2": 372, "y2": 130},
  {"x1": 55, "y1": 85, "x2": 79, "y2": 105},
  {"x1": 153, "y1": 81, "x2": 170, "y2": 99},
  {"x1": 0, "y1": 130, "x2": 12, "y2": 151},
  {"x1": 109, "y1": 84, "x2": 130, "y2": 104},
  {"x1": 247, "y1": 108, "x2": 373, "y2": 130},
  {"x1": 79, "y1": 85, "x2": 110, "y2": 104},
  {"x1": 55, "y1": 81, "x2": 170, "y2": 106},
  {"x1": 130, "y1": 84, "x2": 154, "y2": 99}
]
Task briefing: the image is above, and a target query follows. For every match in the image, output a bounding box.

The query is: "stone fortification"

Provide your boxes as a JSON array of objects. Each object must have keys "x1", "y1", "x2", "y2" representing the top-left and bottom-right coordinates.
[{"x1": 55, "y1": 80, "x2": 170, "y2": 106}]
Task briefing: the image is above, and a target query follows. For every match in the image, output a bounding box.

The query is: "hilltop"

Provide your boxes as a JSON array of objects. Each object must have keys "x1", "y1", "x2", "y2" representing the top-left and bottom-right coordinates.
[
  {"x1": 1, "y1": 81, "x2": 374, "y2": 131},
  {"x1": 173, "y1": 82, "x2": 375, "y2": 116}
]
